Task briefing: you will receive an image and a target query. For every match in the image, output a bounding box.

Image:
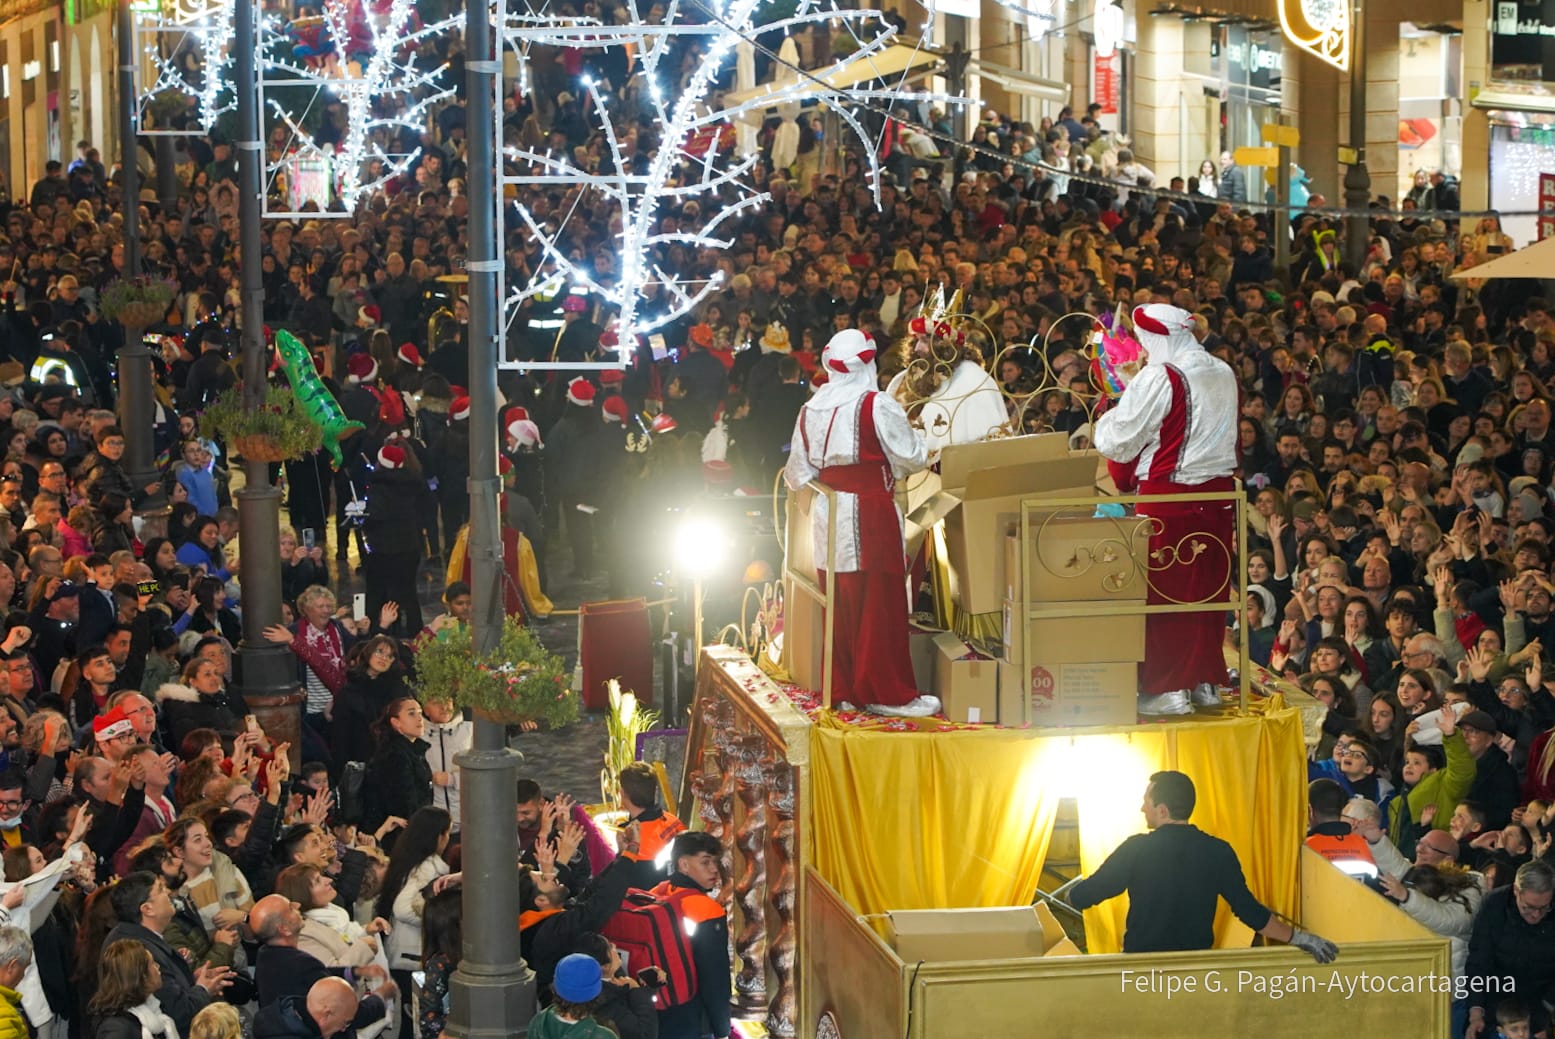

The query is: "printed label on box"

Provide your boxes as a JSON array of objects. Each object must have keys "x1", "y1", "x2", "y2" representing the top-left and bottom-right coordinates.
[{"x1": 1029, "y1": 665, "x2": 1056, "y2": 711}]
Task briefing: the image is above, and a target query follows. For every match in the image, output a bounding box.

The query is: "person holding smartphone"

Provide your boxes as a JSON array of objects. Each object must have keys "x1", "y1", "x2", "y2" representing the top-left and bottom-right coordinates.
[{"x1": 569, "y1": 933, "x2": 659, "y2": 1039}]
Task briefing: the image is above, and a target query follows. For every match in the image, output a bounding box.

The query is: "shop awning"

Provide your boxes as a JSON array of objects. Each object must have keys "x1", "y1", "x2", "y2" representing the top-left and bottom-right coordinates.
[
  {"x1": 721, "y1": 42, "x2": 942, "y2": 110},
  {"x1": 1470, "y1": 88, "x2": 1555, "y2": 114},
  {"x1": 1451, "y1": 233, "x2": 1555, "y2": 279},
  {"x1": 970, "y1": 59, "x2": 1070, "y2": 105}
]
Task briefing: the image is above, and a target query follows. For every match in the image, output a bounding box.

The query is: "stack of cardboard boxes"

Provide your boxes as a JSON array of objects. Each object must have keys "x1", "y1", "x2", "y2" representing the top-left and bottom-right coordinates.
[
  {"x1": 786, "y1": 432, "x2": 1154, "y2": 725},
  {"x1": 998, "y1": 512, "x2": 1150, "y2": 727},
  {"x1": 905, "y1": 434, "x2": 1150, "y2": 727}
]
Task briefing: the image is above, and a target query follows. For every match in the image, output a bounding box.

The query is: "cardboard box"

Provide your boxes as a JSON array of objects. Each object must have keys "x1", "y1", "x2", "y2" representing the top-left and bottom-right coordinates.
[
  {"x1": 1033, "y1": 901, "x2": 1064, "y2": 953},
  {"x1": 1003, "y1": 514, "x2": 1153, "y2": 604},
  {"x1": 930, "y1": 632, "x2": 998, "y2": 725},
  {"x1": 909, "y1": 622, "x2": 944, "y2": 694},
  {"x1": 906, "y1": 434, "x2": 1099, "y2": 616},
  {"x1": 885, "y1": 906, "x2": 1048, "y2": 963},
  {"x1": 1045, "y1": 937, "x2": 1083, "y2": 957},
  {"x1": 998, "y1": 658, "x2": 1138, "y2": 728},
  {"x1": 1001, "y1": 602, "x2": 1146, "y2": 666}
]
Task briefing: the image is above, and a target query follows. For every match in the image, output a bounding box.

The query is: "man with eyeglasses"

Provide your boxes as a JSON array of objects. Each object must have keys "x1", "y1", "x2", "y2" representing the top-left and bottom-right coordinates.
[
  {"x1": 0, "y1": 772, "x2": 30, "y2": 849},
  {"x1": 1465, "y1": 860, "x2": 1555, "y2": 1039}
]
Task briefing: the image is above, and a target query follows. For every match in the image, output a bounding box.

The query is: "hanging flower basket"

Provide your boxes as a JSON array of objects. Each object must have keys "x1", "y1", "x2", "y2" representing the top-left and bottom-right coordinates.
[
  {"x1": 233, "y1": 434, "x2": 289, "y2": 463},
  {"x1": 99, "y1": 277, "x2": 178, "y2": 328},
  {"x1": 414, "y1": 614, "x2": 578, "y2": 730},
  {"x1": 199, "y1": 384, "x2": 323, "y2": 463}
]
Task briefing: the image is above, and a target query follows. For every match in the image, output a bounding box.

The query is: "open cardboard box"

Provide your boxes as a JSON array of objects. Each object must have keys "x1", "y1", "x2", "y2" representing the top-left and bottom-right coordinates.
[
  {"x1": 930, "y1": 631, "x2": 998, "y2": 724},
  {"x1": 885, "y1": 905, "x2": 1049, "y2": 963},
  {"x1": 906, "y1": 434, "x2": 1100, "y2": 616}
]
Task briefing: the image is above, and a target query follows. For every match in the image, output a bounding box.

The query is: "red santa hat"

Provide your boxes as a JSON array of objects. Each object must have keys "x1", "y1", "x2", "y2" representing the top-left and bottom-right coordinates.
[
  {"x1": 566, "y1": 378, "x2": 596, "y2": 407},
  {"x1": 397, "y1": 342, "x2": 424, "y2": 368},
  {"x1": 562, "y1": 295, "x2": 588, "y2": 313},
  {"x1": 508, "y1": 419, "x2": 542, "y2": 448},
  {"x1": 357, "y1": 304, "x2": 381, "y2": 327},
  {"x1": 451, "y1": 395, "x2": 472, "y2": 421},
  {"x1": 92, "y1": 706, "x2": 134, "y2": 742},
  {"x1": 821, "y1": 329, "x2": 877, "y2": 375},
  {"x1": 602, "y1": 396, "x2": 629, "y2": 424},
  {"x1": 1130, "y1": 303, "x2": 1198, "y2": 356},
  {"x1": 599, "y1": 368, "x2": 624, "y2": 387},
  {"x1": 346, "y1": 352, "x2": 379, "y2": 385},
  {"x1": 703, "y1": 460, "x2": 734, "y2": 486},
  {"x1": 377, "y1": 443, "x2": 407, "y2": 469},
  {"x1": 650, "y1": 413, "x2": 678, "y2": 434}
]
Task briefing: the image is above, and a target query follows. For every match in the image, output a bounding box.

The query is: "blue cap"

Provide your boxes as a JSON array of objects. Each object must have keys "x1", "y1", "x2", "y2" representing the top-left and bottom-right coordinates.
[{"x1": 552, "y1": 953, "x2": 602, "y2": 1003}]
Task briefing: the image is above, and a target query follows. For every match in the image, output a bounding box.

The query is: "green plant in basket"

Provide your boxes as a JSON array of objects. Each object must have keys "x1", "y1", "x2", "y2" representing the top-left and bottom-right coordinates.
[
  {"x1": 198, "y1": 383, "x2": 324, "y2": 463},
  {"x1": 98, "y1": 276, "x2": 178, "y2": 327},
  {"x1": 414, "y1": 614, "x2": 578, "y2": 730},
  {"x1": 600, "y1": 679, "x2": 659, "y2": 807}
]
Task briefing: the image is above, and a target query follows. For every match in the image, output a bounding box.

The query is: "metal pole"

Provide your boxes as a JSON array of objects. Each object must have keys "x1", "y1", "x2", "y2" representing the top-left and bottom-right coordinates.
[
  {"x1": 447, "y1": 0, "x2": 534, "y2": 1031},
  {"x1": 232, "y1": 0, "x2": 300, "y2": 736},
  {"x1": 114, "y1": 0, "x2": 165, "y2": 516},
  {"x1": 116, "y1": 0, "x2": 139, "y2": 278},
  {"x1": 1342, "y1": 0, "x2": 1370, "y2": 275},
  {"x1": 1274, "y1": 138, "x2": 1291, "y2": 278}
]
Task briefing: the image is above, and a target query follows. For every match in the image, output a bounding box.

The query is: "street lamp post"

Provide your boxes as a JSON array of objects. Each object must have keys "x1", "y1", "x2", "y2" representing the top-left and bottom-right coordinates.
[
  {"x1": 115, "y1": 0, "x2": 166, "y2": 519},
  {"x1": 445, "y1": 0, "x2": 535, "y2": 1032},
  {"x1": 232, "y1": 0, "x2": 303, "y2": 751},
  {"x1": 1342, "y1": 0, "x2": 1370, "y2": 275}
]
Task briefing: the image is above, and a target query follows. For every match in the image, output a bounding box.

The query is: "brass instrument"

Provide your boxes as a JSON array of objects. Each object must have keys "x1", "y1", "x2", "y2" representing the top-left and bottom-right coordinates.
[{"x1": 427, "y1": 305, "x2": 457, "y2": 349}]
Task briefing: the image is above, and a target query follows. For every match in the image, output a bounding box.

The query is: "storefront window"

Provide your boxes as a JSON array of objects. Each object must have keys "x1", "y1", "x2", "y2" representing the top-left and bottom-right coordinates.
[{"x1": 1209, "y1": 26, "x2": 1284, "y2": 152}]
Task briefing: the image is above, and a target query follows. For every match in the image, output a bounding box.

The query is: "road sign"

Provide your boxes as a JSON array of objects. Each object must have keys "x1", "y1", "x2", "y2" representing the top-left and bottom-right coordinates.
[
  {"x1": 1261, "y1": 123, "x2": 1300, "y2": 147},
  {"x1": 1234, "y1": 146, "x2": 1279, "y2": 166}
]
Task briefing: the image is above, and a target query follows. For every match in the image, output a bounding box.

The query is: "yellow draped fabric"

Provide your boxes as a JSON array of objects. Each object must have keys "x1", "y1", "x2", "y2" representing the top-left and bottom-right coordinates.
[
  {"x1": 809, "y1": 707, "x2": 1305, "y2": 954},
  {"x1": 515, "y1": 533, "x2": 553, "y2": 617},
  {"x1": 443, "y1": 524, "x2": 554, "y2": 618},
  {"x1": 811, "y1": 727, "x2": 1064, "y2": 914}
]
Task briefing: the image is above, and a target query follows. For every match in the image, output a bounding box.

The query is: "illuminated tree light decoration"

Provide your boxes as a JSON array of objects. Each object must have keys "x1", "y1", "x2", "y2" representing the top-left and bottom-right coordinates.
[
  {"x1": 260, "y1": 0, "x2": 460, "y2": 212},
  {"x1": 134, "y1": 0, "x2": 235, "y2": 135},
  {"x1": 496, "y1": 0, "x2": 962, "y2": 364},
  {"x1": 132, "y1": 0, "x2": 457, "y2": 210}
]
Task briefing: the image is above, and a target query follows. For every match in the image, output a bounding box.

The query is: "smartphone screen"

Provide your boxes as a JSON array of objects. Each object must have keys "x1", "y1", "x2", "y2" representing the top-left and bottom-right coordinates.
[
  {"x1": 302, "y1": 529, "x2": 315, "y2": 550},
  {"x1": 649, "y1": 334, "x2": 667, "y2": 361}
]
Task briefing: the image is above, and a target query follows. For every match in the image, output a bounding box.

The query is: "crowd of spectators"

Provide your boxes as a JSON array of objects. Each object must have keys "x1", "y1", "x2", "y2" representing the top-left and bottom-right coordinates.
[{"x1": 1, "y1": 1, "x2": 1553, "y2": 1034}]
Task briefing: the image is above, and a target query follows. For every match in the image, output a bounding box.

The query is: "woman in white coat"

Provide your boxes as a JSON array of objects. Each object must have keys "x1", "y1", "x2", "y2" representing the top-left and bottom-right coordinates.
[{"x1": 375, "y1": 807, "x2": 454, "y2": 1027}]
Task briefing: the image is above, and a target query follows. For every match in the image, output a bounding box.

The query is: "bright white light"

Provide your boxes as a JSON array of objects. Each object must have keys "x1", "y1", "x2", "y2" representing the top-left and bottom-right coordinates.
[
  {"x1": 1034, "y1": 735, "x2": 1153, "y2": 801},
  {"x1": 676, "y1": 515, "x2": 730, "y2": 579},
  {"x1": 1093, "y1": 0, "x2": 1123, "y2": 58}
]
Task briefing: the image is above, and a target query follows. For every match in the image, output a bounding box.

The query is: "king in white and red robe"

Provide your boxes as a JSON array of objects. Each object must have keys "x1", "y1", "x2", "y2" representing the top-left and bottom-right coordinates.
[
  {"x1": 785, "y1": 329, "x2": 932, "y2": 714},
  {"x1": 1094, "y1": 304, "x2": 1239, "y2": 711}
]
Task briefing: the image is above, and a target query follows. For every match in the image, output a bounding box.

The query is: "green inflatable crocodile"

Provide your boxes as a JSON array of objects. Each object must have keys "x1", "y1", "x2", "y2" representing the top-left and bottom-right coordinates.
[{"x1": 273, "y1": 329, "x2": 365, "y2": 467}]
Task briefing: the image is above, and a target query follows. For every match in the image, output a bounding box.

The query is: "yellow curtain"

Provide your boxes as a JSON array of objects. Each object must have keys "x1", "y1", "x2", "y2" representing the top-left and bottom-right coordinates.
[
  {"x1": 811, "y1": 727, "x2": 1063, "y2": 914},
  {"x1": 809, "y1": 708, "x2": 1305, "y2": 954}
]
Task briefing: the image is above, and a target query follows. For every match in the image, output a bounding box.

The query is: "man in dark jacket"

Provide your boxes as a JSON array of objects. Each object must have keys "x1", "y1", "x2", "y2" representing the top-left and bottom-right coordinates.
[
  {"x1": 255, "y1": 977, "x2": 367, "y2": 1039},
  {"x1": 251, "y1": 894, "x2": 393, "y2": 1021},
  {"x1": 1465, "y1": 860, "x2": 1555, "y2": 1037},
  {"x1": 103, "y1": 872, "x2": 233, "y2": 1035},
  {"x1": 1457, "y1": 710, "x2": 1521, "y2": 828},
  {"x1": 652, "y1": 831, "x2": 733, "y2": 1039},
  {"x1": 361, "y1": 442, "x2": 427, "y2": 635},
  {"x1": 519, "y1": 846, "x2": 635, "y2": 997}
]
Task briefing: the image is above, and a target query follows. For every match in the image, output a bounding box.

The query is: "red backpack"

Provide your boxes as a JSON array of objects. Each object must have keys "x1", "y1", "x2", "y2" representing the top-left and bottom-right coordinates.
[
  {"x1": 367, "y1": 385, "x2": 407, "y2": 428},
  {"x1": 601, "y1": 885, "x2": 702, "y2": 1008}
]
